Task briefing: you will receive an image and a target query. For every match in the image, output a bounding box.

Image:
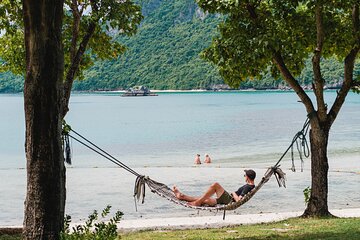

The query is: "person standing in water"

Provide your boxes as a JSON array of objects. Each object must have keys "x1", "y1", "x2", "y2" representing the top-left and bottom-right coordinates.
[
  {"x1": 204, "y1": 154, "x2": 211, "y2": 163},
  {"x1": 194, "y1": 154, "x2": 201, "y2": 164}
]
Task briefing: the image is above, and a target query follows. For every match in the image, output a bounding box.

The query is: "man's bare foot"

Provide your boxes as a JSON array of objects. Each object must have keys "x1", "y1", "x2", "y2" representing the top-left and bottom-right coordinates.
[
  {"x1": 173, "y1": 186, "x2": 183, "y2": 199},
  {"x1": 188, "y1": 200, "x2": 202, "y2": 206}
]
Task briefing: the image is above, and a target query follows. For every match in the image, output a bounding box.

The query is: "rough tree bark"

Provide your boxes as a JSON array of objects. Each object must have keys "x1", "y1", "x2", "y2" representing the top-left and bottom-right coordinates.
[
  {"x1": 302, "y1": 5, "x2": 332, "y2": 217},
  {"x1": 22, "y1": 0, "x2": 65, "y2": 239},
  {"x1": 303, "y1": 122, "x2": 331, "y2": 217}
]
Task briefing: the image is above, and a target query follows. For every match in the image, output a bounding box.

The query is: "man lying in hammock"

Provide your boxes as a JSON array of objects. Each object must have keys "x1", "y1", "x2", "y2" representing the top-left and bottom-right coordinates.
[{"x1": 173, "y1": 169, "x2": 256, "y2": 206}]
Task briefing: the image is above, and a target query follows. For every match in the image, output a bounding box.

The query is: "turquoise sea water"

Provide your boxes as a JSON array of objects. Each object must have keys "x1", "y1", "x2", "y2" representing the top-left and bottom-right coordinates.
[
  {"x1": 0, "y1": 91, "x2": 359, "y2": 225},
  {"x1": 1, "y1": 91, "x2": 359, "y2": 168}
]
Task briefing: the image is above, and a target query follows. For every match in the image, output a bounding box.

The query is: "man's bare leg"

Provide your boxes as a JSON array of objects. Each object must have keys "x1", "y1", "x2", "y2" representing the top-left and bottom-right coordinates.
[
  {"x1": 173, "y1": 186, "x2": 217, "y2": 206},
  {"x1": 173, "y1": 186, "x2": 198, "y2": 202},
  {"x1": 188, "y1": 182, "x2": 225, "y2": 206}
]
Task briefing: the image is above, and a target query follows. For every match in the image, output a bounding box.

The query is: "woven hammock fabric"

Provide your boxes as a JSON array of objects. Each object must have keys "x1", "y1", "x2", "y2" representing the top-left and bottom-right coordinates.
[{"x1": 134, "y1": 167, "x2": 286, "y2": 211}]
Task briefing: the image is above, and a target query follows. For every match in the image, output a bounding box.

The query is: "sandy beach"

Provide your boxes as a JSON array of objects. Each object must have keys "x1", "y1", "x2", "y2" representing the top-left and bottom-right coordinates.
[
  {"x1": 116, "y1": 208, "x2": 360, "y2": 231},
  {"x1": 2, "y1": 208, "x2": 359, "y2": 232}
]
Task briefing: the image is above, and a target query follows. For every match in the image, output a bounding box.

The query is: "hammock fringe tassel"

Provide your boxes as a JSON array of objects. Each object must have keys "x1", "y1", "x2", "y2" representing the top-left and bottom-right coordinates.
[
  {"x1": 63, "y1": 134, "x2": 72, "y2": 165},
  {"x1": 271, "y1": 166, "x2": 286, "y2": 188},
  {"x1": 62, "y1": 121, "x2": 72, "y2": 165},
  {"x1": 134, "y1": 175, "x2": 147, "y2": 205}
]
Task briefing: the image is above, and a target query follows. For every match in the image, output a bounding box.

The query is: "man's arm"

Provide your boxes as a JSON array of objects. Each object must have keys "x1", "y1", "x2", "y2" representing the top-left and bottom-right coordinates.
[{"x1": 231, "y1": 192, "x2": 242, "y2": 202}]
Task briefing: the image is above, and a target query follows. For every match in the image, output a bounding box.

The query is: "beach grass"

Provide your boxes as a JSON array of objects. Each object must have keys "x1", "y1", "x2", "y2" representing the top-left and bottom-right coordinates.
[
  {"x1": 0, "y1": 228, "x2": 21, "y2": 240},
  {"x1": 0, "y1": 236, "x2": 19, "y2": 240},
  {"x1": 120, "y1": 217, "x2": 360, "y2": 240},
  {"x1": 1, "y1": 217, "x2": 359, "y2": 239}
]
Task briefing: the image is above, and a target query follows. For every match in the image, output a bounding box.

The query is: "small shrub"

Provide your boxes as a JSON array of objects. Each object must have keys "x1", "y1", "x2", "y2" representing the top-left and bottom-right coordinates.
[
  {"x1": 61, "y1": 205, "x2": 123, "y2": 240},
  {"x1": 303, "y1": 186, "x2": 311, "y2": 205}
]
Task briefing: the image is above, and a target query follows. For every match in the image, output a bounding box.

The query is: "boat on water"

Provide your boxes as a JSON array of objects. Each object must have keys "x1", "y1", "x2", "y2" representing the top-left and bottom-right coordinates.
[{"x1": 122, "y1": 86, "x2": 158, "y2": 97}]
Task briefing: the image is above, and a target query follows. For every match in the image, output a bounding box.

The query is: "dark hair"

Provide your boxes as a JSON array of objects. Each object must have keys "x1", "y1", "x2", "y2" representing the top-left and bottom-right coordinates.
[{"x1": 244, "y1": 169, "x2": 256, "y2": 180}]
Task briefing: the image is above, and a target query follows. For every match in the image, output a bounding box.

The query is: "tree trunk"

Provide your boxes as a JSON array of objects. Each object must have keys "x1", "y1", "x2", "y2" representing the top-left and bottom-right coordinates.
[
  {"x1": 22, "y1": 1, "x2": 65, "y2": 239},
  {"x1": 303, "y1": 122, "x2": 332, "y2": 217}
]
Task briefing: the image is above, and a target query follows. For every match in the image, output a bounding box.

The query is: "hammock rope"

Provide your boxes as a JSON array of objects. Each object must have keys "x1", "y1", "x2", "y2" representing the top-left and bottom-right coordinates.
[
  {"x1": 62, "y1": 117, "x2": 310, "y2": 214},
  {"x1": 62, "y1": 123, "x2": 141, "y2": 177},
  {"x1": 272, "y1": 117, "x2": 310, "y2": 170}
]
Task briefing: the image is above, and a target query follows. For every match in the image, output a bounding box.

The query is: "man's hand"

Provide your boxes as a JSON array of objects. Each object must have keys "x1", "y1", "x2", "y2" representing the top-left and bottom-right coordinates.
[{"x1": 231, "y1": 192, "x2": 242, "y2": 202}]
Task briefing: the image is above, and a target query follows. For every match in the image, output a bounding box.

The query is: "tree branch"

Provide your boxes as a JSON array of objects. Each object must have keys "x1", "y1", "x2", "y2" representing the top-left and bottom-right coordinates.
[
  {"x1": 246, "y1": 3, "x2": 258, "y2": 19},
  {"x1": 312, "y1": 5, "x2": 327, "y2": 122},
  {"x1": 62, "y1": 0, "x2": 98, "y2": 118},
  {"x1": 79, "y1": 3, "x2": 85, "y2": 15},
  {"x1": 328, "y1": 5, "x2": 360, "y2": 125},
  {"x1": 70, "y1": 0, "x2": 81, "y2": 62},
  {"x1": 272, "y1": 51, "x2": 316, "y2": 117},
  {"x1": 246, "y1": 1, "x2": 316, "y2": 121},
  {"x1": 62, "y1": 22, "x2": 96, "y2": 118}
]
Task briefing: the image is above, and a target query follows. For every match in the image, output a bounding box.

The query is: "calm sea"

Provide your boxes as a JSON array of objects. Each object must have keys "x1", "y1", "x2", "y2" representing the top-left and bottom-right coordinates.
[{"x1": 1, "y1": 91, "x2": 359, "y2": 225}]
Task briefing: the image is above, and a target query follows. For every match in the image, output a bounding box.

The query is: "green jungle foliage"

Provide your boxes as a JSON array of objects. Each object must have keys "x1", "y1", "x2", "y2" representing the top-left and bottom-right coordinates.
[
  {"x1": 0, "y1": 72, "x2": 23, "y2": 93},
  {"x1": 0, "y1": 0, "x2": 358, "y2": 92},
  {"x1": 74, "y1": 0, "x2": 224, "y2": 91}
]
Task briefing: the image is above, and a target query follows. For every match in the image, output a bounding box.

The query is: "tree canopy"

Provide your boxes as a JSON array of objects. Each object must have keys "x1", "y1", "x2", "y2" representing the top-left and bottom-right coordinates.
[
  {"x1": 197, "y1": 0, "x2": 360, "y2": 91},
  {"x1": 0, "y1": 0, "x2": 143, "y2": 81}
]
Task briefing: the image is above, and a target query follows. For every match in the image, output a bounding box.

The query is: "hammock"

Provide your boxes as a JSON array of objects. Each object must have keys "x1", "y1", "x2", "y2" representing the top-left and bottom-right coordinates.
[
  {"x1": 134, "y1": 166, "x2": 286, "y2": 212},
  {"x1": 62, "y1": 117, "x2": 309, "y2": 217}
]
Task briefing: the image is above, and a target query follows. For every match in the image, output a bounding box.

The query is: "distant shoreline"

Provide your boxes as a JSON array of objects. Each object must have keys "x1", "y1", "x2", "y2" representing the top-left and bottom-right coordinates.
[
  {"x1": 78, "y1": 88, "x2": 343, "y2": 95},
  {"x1": 0, "y1": 87, "x2": 343, "y2": 95},
  {"x1": 80, "y1": 86, "x2": 343, "y2": 94}
]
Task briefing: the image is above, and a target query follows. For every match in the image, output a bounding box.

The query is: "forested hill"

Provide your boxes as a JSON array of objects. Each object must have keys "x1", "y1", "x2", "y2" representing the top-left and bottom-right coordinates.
[
  {"x1": 74, "y1": 0, "x2": 223, "y2": 91},
  {"x1": 0, "y1": 0, "x2": 357, "y2": 92}
]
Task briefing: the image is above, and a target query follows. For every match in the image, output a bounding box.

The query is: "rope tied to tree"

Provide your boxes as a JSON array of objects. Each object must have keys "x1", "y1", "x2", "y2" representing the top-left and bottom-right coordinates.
[
  {"x1": 61, "y1": 120, "x2": 141, "y2": 177},
  {"x1": 290, "y1": 118, "x2": 310, "y2": 172},
  {"x1": 273, "y1": 117, "x2": 310, "y2": 172}
]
